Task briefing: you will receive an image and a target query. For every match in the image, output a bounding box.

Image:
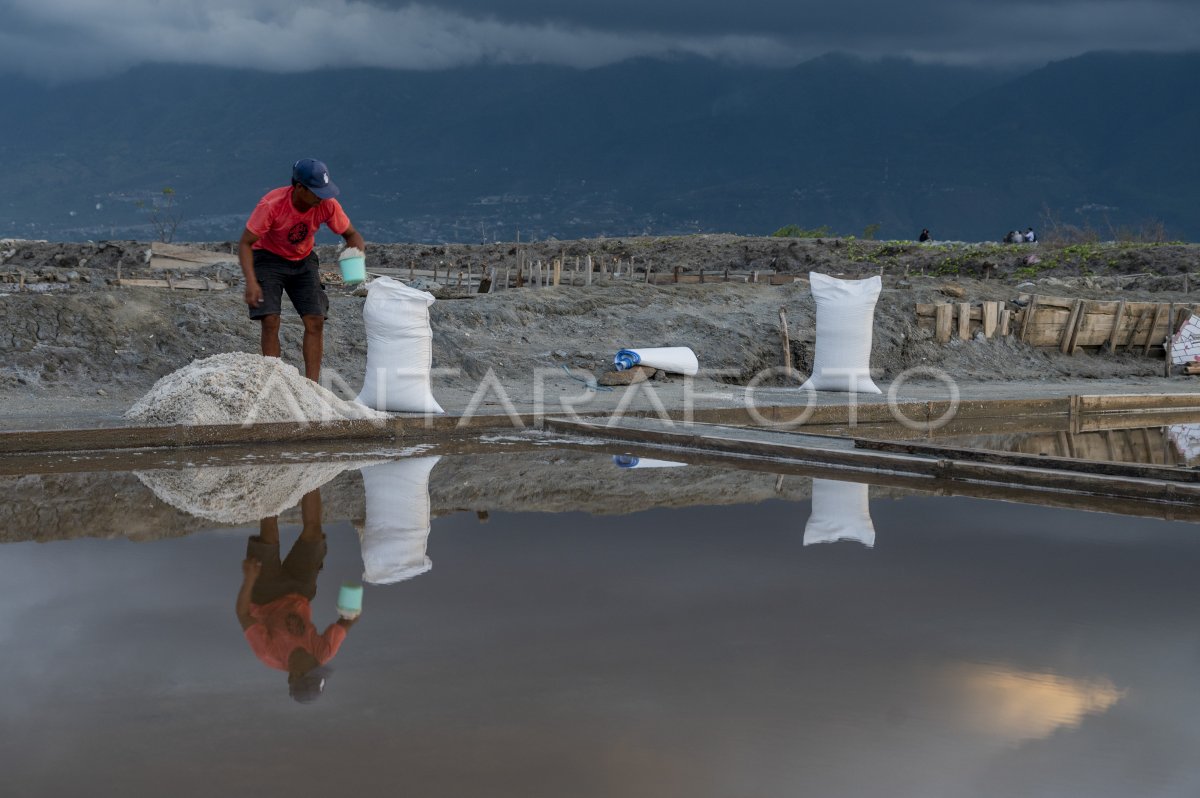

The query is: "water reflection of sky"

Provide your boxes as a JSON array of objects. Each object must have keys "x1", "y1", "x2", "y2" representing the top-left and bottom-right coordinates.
[{"x1": 2, "y1": 488, "x2": 1199, "y2": 797}]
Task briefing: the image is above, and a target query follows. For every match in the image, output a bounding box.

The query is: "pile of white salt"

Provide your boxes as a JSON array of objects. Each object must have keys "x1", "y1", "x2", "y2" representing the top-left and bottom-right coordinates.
[{"x1": 124, "y1": 352, "x2": 387, "y2": 426}]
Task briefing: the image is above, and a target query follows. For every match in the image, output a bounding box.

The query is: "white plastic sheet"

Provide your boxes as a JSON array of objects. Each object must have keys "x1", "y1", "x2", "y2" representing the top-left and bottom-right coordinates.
[
  {"x1": 1167, "y1": 424, "x2": 1200, "y2": 462},
  {"x1": 1169, "y1": 314, "x2": 1200, "y2": 365},
  {"x1": 800, "y1": 272, "x2": 882, "y2": 394},
  {"x1": 356, "y1": 277, "x2": 445, "y2": 413},
  {"x1": 803, "y1": 478, "x2": 876, "y2": 547},
  {"x1": 358, "y1": 457, "x2": 441, "y2": 584}
]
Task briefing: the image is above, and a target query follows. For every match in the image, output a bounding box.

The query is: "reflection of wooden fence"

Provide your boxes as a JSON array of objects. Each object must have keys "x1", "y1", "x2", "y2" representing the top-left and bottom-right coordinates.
[
  {"x1": 989, "y1": 427, "x2": 1195, "y2": 466},
  {"x1": 917, "y1": 294, "x2": 1200, "y2": 354}
]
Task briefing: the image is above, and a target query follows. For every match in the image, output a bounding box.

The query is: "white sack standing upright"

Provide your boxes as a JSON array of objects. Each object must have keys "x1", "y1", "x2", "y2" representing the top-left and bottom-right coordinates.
[
  {"x1": 356, "y1": 277, "x2": 445, "y2": 413},
  {"x1": 357, "y1": 457, "x2": 441, "y2": 585},
  {"x1": 800, "y1": 272, "x2": 883, "y2": 394},
  {"x1": 803, "y1": 478, "x2": 876, "y2": 548}
]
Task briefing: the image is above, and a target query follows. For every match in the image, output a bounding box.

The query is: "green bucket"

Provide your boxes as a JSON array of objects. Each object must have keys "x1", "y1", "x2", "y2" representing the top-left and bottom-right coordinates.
[{"x1": 338, "y1": 255, "x2": 366, "y2": 285}]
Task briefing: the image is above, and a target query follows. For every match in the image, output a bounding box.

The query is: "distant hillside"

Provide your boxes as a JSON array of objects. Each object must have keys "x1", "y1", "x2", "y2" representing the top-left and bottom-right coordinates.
[{"x1": 0, "y1": 52, "x2": 1196, "y2": 242}]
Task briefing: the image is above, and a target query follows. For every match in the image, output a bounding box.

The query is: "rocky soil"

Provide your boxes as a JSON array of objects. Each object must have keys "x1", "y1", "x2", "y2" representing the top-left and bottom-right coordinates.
[{"x1": 2, "y1": 235, "x2": 1198, "y2": 417}]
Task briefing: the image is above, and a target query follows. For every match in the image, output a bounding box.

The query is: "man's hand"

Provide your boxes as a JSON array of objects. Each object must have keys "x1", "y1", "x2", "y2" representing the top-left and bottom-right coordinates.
[
  {"x1": 244, "y1": 280, "x2": 264, "y2": 308},
  {"x1": 242, "y1": 557, "x2": 262, "y2": 583}
]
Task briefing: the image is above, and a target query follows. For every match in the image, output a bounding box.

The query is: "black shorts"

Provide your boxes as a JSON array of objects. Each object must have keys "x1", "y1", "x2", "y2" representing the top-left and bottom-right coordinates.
[
  {"x1": 250, "y1": 249, "x2": 329, "y2": 320},
  {"x1": 246, "y1": 535, "x2": 328, "y2": 605}
]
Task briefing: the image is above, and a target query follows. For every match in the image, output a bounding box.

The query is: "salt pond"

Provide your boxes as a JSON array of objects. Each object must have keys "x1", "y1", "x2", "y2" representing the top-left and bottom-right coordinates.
[{"x1": 2, "y1": 451, "x2": 1198, "y2": 797}]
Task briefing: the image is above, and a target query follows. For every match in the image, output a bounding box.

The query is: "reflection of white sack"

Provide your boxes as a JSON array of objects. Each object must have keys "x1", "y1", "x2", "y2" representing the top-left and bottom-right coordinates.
[
  {"x1": 359, "y1": 457, "x2": 441, "y2": 584},
  {"x1": 616, "y1": 347, "x2": 699, "y2": 376},
  {"x1": 800, "y1": 272, "x2": 882, "y2": 394},
  {"x1": 356, "y1": 277, "x2": 445, "y2": 413},
  {"x1": 804, "y1": 478, "x2": 876, "y2": 547},
  {"x1": 1169, "y1": 314, "x2": 1200, "y2": 365},
  {"x1": 612, "y1": 455, "x2": 688, "y2": 469},
  {"x1": 1167, "y1": 424, "x2": 1200, "y2": 463},
  {"x1": 136, "y1": 460, "x2": 368, "y2": 525}
]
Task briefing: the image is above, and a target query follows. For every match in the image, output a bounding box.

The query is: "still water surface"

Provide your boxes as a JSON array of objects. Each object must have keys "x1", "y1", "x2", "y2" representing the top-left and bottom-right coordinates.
[{"x1": 2, "y1": 458, "x2": 1198, "y2": 797}]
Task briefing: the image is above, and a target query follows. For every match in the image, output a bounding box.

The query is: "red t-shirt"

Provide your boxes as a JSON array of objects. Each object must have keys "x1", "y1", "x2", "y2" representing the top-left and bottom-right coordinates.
[
  {"x1": 244, "y1": 593, "x2": 347, "y2": 671},
  {"x1": 246, "y1": 186, "x2": 351, "y2": 261}
]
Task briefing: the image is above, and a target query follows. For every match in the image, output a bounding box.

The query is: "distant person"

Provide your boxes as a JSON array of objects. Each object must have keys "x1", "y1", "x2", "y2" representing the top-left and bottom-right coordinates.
[
  {"x1": 919, "y1": 229, "x2": 931, "y2": 242},
  {"x1": 238, "y1": 158, "x2": 365, "y2": 382},
  {"x1": 236, "y1": 488, "x2": 359, "y2": 704},
  {"x1": 1024, "y1": 227, "x2": 1037, "y2": 243}
]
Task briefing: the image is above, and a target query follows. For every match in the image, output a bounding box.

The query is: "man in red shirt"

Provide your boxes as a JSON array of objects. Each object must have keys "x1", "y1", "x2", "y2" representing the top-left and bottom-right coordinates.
[
  {"x1": 236, "y1": 488, "x2": 359, "y2": 703},
  {"x1": 238, "y1": 158, "x2": 366, "y2": 381}
]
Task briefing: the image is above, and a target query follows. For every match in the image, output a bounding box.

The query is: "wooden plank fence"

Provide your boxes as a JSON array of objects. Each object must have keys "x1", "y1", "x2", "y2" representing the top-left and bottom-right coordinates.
[{"x1": 917, "y1": 293, "x2": 1200, "y2": 354}]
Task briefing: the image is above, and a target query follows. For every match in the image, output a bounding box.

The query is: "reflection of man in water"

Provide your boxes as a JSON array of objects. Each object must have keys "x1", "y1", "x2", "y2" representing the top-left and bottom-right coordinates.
[{"x1": 235, "y1": 488, "x2": 358, "y2": 703}]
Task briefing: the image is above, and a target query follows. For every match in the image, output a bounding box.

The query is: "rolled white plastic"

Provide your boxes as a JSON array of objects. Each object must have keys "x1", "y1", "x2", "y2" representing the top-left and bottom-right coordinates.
[
  {"x1": 358, "y1": 457, "x2": 441, "y2": 584},
  {"x1": 612, "y1": 455, "x2": 688, "y2": 469},
  {"x1": 800, "y1": 272, "x2": 882, "y2": 394},
  {"x1": 803, "y1": 478, "x2": 876, "y2": 548},
  {"x1": 356, "y1": 277, "x2": 446, "y2": 413},
  {"x1": 616, "y1": 346, "x2": 699, "y2": 376}
]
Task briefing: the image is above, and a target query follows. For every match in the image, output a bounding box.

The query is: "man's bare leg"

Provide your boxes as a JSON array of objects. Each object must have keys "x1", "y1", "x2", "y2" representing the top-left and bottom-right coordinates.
[
  {"x1": 298, "y1": 489, "x2": 324, "y2": 543},
  {"x1": 258, "y1": 516, "x2": 280, "y2": 546},
  {"x1": 260, "y1": 315, "x2": 281, "y2": 358},
  {"x1": 301, "y1": 314, "x2": 324, "y2": 382}
]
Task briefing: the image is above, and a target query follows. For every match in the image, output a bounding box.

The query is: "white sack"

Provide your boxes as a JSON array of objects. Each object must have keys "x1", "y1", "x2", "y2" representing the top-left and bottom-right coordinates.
[
  {"x1": 356, "y1": 277, "x2": 445, "y2": 413},
  {"x1": 1169, "y1": 314, "x2": 1200, "y2": 365},
  {"x1": 800, "y1": 272, "x2": 882, "y2": 394},
  {"x1": 358, "y1": 457, "x2": 441, "y2": 584},
  {"x1": 616, "y1": 346, "x2": 699, "y2": 376},
  {"x1": 803, "y1": 478, "x2": 876, "y2": 548}
]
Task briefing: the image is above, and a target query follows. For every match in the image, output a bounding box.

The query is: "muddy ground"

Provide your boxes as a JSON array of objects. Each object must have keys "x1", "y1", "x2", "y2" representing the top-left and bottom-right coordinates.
[{"x1": 2, "y1": 235, "x2": 1199, "y2": 418}]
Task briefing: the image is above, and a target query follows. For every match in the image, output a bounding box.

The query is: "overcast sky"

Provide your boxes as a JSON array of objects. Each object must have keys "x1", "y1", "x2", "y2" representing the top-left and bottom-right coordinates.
[{"x1": 2, "y1": 0, "x2": 1198, "y2": 80}]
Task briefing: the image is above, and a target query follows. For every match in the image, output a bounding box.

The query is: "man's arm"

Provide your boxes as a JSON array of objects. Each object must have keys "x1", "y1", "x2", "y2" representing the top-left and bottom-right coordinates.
[
  {"x1": 238, "y1": 228, "x2": 263, "y2": 309},
  {"x1": 236, "y1": 557, "x2": 262, "y2": 631},
  {"x1": 341, "y1": 224, "x2": 365, "y2": 253}
]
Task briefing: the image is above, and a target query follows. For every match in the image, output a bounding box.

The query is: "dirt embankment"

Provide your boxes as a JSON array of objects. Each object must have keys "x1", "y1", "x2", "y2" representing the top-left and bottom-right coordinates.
[{"x1": 1, "y1": 236, "x2": 1197, "y2": 409}]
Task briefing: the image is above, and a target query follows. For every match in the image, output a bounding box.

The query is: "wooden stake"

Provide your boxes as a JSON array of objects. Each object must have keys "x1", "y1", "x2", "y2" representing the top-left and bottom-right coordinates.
[
  {"x1": 1060, "y1": 299, "x2": 1083, "y2": 353},
  {"x1": 779, "y1": 307, "x2": 793, "y2": 380},
  {"x1": 1165, "y1": 302, "x2": 1176, "y2": 376},
  {"x1": 1067, "y1": 300, "x2": 1087, "y2": 354},
  {"x1": 1145, "y1": 303, "x2": 1164, "y2": 354},
  {"x1": 982, "y1": 301, "x2": 999, "y2": 339},
  {"x1": 1106, "y1": 300, "x2": 1126, "y2": 352},
  {"x1": 673, "y1": 265, "x2": 680, "y2": 284},
  {"x1": 573, "y1": 257, "x2": 579, "y2": 286},
  {"x1": 957, "y1": 302, "x2": 971, "y2": 340},
  {"x1": 645, "y1": 264, "x2": 653, "y2": 284},
  {"x1": 553, "y1": 259, "x2": 561, "y2": 287},
  {"x1": 1019, "y1": 295, "x2": 1038, "y2": 341},
  {"x1": 585, "y1": 255, "x2": 593, "y2": 286},
  {"x1": 935, "y1": 303, "x2": 953, "y2": 343},
  {"x1": 998, "y1": 308, "x2": 1011, "y2": 337}
]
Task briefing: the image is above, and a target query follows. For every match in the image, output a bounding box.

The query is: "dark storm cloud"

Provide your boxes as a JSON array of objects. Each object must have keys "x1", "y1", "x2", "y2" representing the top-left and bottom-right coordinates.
[{"x1": 1, "y1": 0, "x2": 1197, "y2": 80}]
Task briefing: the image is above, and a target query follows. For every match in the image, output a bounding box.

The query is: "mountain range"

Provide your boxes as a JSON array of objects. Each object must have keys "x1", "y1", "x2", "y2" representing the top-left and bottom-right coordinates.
[{"x1": 1, "y1": 51, "x2": 1197, "y2": 243}]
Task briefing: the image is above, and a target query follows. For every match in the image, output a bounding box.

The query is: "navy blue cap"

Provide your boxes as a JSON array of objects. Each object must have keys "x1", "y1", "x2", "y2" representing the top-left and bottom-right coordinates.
[
  {"x1": 292, "y1": 158, "x2": 339, "y2": 200},
  {"x1": 288, "y1": 665, "x2": 332, "y2": 704}
]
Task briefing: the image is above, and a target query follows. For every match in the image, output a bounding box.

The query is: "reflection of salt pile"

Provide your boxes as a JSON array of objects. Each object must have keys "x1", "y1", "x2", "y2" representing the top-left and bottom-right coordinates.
[
  {"x1": 803, "y1": 478, "x2": 876, "y2": 547},
  {"x1": 1167, "y1": 424, "x2": 1200, "y2": 463},
  {"x1": 125, "y1": 352, "x2": 388, "y2": 426},
  {"x1": 136, "y1": 460, "x2": 370, "y2": 525},
  {"x1": 358, "y1": 457, "x2": 440, "y2": 584}
]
